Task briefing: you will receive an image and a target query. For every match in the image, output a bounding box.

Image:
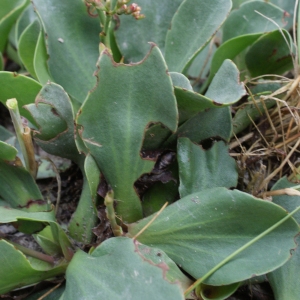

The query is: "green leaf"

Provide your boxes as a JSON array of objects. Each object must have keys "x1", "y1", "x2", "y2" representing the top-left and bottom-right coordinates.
[
  {"x1": 232, "y1": 98, "x2": 276, "y2": 136},
  {"x1": 18, "y1": 19, "x2": 40, "y2": 79},
  {"x1": 0, "y1": 239, "x2": 67, "y2": 295},
  {"x1": 222, "y1": 1, "x2": 286, "y2": 42},
  {"x1": 232, "y1": 0, "x2": 294, "y2": 29},
  {"x1": 34, "y1": 225, "x2": 63, "y2": 256},
  {"x1": 34, "y1": 28, "x2": 53, "y2": 84},
  {"x1": 177, "y1": 138, "x2": 238, "y2": 197},
  {"x1": 32, "y1": 0, "x2": 100, "y2": 102},
  {"x1": 142, "y1": 124, "x2": 173, "y2": 151},
  {"x1": 203, "y1": 1, "x2": 290, "y2": 90},
  {"x1": 197, "y1": 282, "x2": 240, "y2": 300},
  {"x1": 0, "y1": 206, "x2": 55, "y2": 223},
  {"x1": 25, "y1": 82, "x2": 82, "y2": 163},
  {"x1": 270, "y1": 0, "x2": 294, "y2": 29},
  {"x1": 268, "y1": 235, "x2": 300, "y2": 300},
  {"x1": 164, "y1": 106, "x2": 232, "y2": 148},
  {"x1": 231, "y1": 81, "x2": 282, "y2": 136},
  {"x1": 170, "y1": 72, "x2": 193, "y2": 91},
  {"x1": 267, "y1": 177, "x2": 300, "y2": 300},
  {"x1": 0, "y1": 206, "x2": 74, "y2": 259},
  {"x1": 245, "y1": 29, "x2": 294, "y2": 76},
  {"x1": 142, "y1": 181, "x2": 179, "y2": 217},
  {"x1": 205, "y1": 60, "x2": 246, "y2": 104},
  {"x1": 25, "y1": 285, "x2": 65, "y2": 300},
  {"x1": 0, "y1": 125, "x2": 14, "y2": 140},
  {"x1": 15, "y1": 4, "x2": 37, "y2": 42},
  {"x1": 271, "y1": 176, "x2": 300, "y2": 224},
  {"x1": 0, "y1": 0, "x2": 29, "y2": 52},
  {"x1": 0, "y1": 52, "x2": 3, "y2": 70},
  {"x1": 61, "y1": 237, "x2": 186, "y2": 300},
  {"x1": 114, "y1": 0, "x2": 183, "y2": 62},
  {"x1": 68, "y1": 172, "x2": 98, "y2": 244},
  {"x1": 142, "y1": 161, "x2": 179, "y2": 217},
  {"x1": 0, "y1": 159, "x2": 47, "y2": 212},
  {"x1": 84, "y1": 153, "x2": 101, "y2": 198},
  {"x1": 77, "y1": 46, "x2": 178, "y2": 223},
  {"x1": 0, "y1": 141, "x2": 17, "y2": 160},
  {"x1": 49, "y1": 222, "x2": 74, "y2": 261},
  {"x1": 0, "y1": 72, "x2": 41, "y2": 126},
  {"x1": 204, "y1": 34, "x2": 262, "y2": 90},
  {"x1": 128, "y1": 187, "x2": 299, "y2": 285},
  {"x1": 187, "y1": 42, "x2": 216, "y2": 86},
  {"x1": 174, "y1": 60, "x2": 246, "y2": 124},
  {"x1": 165, "y1": 0, "x2": 231, "y2": 72}
]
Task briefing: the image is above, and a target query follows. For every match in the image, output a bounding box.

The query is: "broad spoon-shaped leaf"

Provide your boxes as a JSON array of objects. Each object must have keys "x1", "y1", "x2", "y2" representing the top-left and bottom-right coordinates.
[
  {"x1": 61, "y1": 237, "x2": 186, "y2": 300},
  {"x1": 32, "y1": 0, "x2": 100, "y2": 103},
  {"x1": 165, "y1": 0, "x2": 232, "y2": 72},
  {"x1": 77, "y1": 45, "x2": 178, "y2": 223},
  {"x1": 177, "y1": 138, "x2": 238, "y2": 197},
  {"x1": 127, "y1": 187, "x2": 299, "y2": 286}
]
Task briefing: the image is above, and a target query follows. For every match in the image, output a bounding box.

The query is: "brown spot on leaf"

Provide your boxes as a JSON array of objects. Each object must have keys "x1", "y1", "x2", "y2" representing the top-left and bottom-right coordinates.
[
  {"x1": 212, "y1": 101, "x2": 223, "y2": 107},
  {"x1": 270, "y1": 48, "x2": 277, "y2": 58},
  {"x1": 51, "y1": 107, "x2": 59, "y2": 116},
  {"x1": 17, "y1": 199, "x2": 47, "y2": 209}
]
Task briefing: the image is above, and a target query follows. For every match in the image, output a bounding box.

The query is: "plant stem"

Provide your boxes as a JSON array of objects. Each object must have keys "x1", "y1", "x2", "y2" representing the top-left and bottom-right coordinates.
[
  {"x1": 104, "y1": 190, "x2": 123, "y2": 236},
  {"x1": 98, "y1": 8, "x2": 106, "y2": 29},
  {"x1": 184, "y1": 205, "x2": 300, "y2": 297},
  {"x1": 6, "y1": 99, "x2": 37, "y2": 178},
  {"x1": 101, "y1": 13, "x2": 112, "y2": 48}
]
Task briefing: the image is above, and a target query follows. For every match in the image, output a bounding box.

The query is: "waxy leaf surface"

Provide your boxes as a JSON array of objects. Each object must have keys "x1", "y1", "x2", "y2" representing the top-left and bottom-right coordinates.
[
  {"x1": 177, "y1": 138, "x2": 238, "y2": 197},
  {"x1": 164, "y1": 106, "x2": 232, "y2": 148},
  {"x1": 0, "y1": 240, "x2": 67, "y2": 295},
  {"x1": 165, "y1": 0, "x2": 231, "y2": 72},
  {"x1": 0, "y1": 141, "x2": 17, "y2": 161},
  {"x1": 0, "y1": 72, "x2": 41, "y2": 125},
  {"x1": 245, "y1": 29, "x2": 294, "y2": 76},
  {"x1": 18, "y1": 19, "x2": 40, "y2": 79},
  {"x1": 77, "y1": 46, "x2": 178, "y2": 223},
  {"x1": 32, "y1": 0, "x2": 100, "y2": 102},
  {"x1": 115, "y1": 0, "x2": 183, "y2": 62},
  {"x1": 128, "y1": 187, "x2": 299, "y2": 285},
  {"x1": 0, "y1": 206, "x2": 55, "y2": 223},
  {"x1": 0, "y1": 206, "x2": 73, "y2": 259},
  {"x1": 222, "y1": 1, "x2": 286, "y2": 42},
  {"x1": 33, "y1": 28, "x2": 52, "y2": 84},
  {"x1": 268, "y1": 235, "x2": 300, "y2": 300},
  {"x1": 174, "y1": 60, "x2": 246, "y2": 123},
  {"x1": 271, "y1": 176, "x2": 300, "y2": 223},
  {"x1": 0, "y1": 158, "x2": 47, "y2": 211},
  {"x1": 26, "y1": 83, "x2": 81, "y2": 163},
  {"x1": 267, "y1": 177, "x2": 300, "y2": 300},
  {"x1": 15, "y1": 4, "x2": 37, "y2": 41},
  {"x1": 61, "y1": 237, "x2": 186, "y2": 300},
  {"x1": 0, "y1": 0, "x2": 29, "y2": 52}
]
